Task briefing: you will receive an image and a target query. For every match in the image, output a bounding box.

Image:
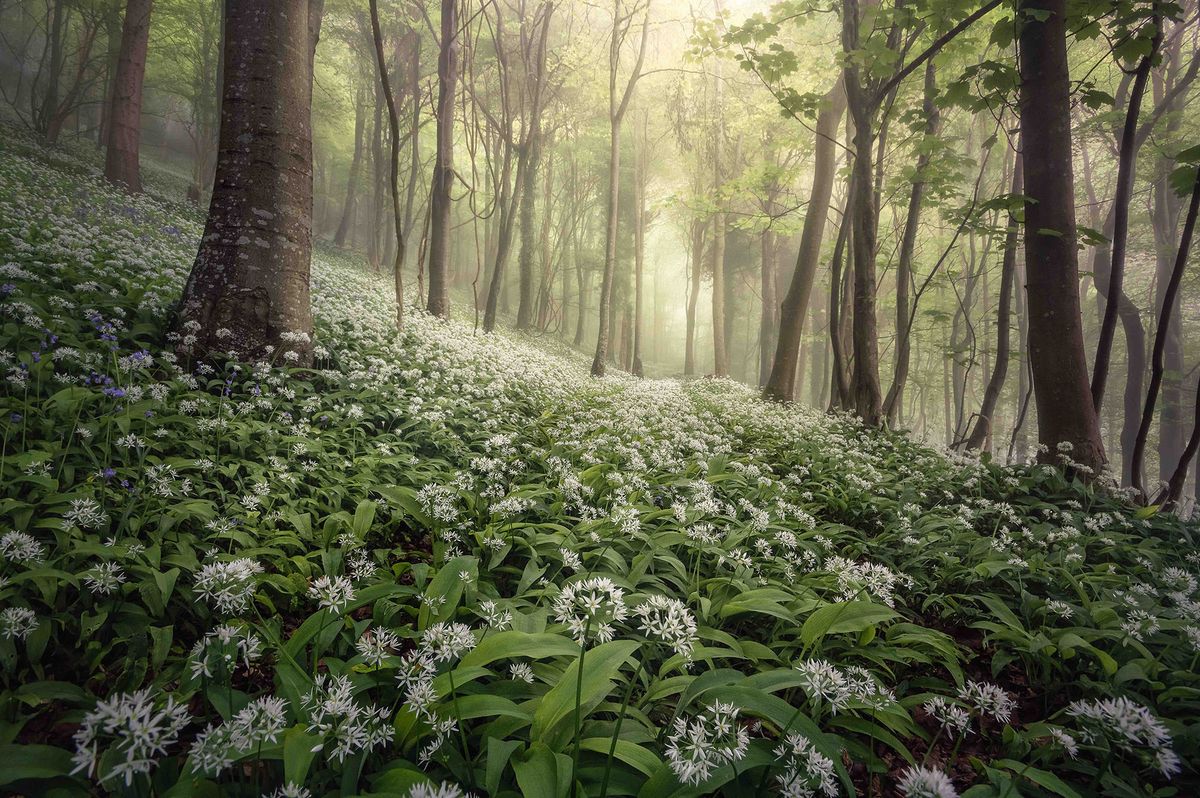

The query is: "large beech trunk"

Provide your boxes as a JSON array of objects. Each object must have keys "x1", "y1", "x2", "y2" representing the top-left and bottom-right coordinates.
[
  {"x1": 1017, "y1": 0, "x2": 1105, "y2": 472},
  {"x1": 174, "y1": 0, "x2": 321, "y2": 365},
  {"x1": 104, "y1": 0, "x2": 153, "y2": 193}
]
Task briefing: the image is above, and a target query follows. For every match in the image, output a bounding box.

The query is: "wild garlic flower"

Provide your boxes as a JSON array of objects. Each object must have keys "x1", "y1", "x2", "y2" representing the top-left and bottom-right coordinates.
[
  {"x1": 774, "y1": 732, "x2": 838, "y2": 797},
  {"x1": 397, "y1": 648, "x2": 438, "y2": 693},
  {"x1": 1044, "y1": 599, "x2": 1074, "y2": 620},
  {"x1": 664, "y1": 701, "x2": 749, "y2": 786},
  {"x1": 188, "y1": 624, "x2": 263, "y2": 680},
  {"x1": 83, "y1": 561, "x2": 127, "y2": 596},
  {"x1": 264, "y1": 783, "x2": 312, "y2": 798},
  {"x1": 560, "y1": 547, "x2": 583, "y2": 572},
  {"x1": 63, "y1": 497, "x2": 109, "y2": 530},
  {"x1": 302, "y1": 674, "x2": 391, "y2": 763},
  {"x1": 957, "y1": 681, "x2": 1015, "y2": 726},
  {"x1": 421, "y1": 622, "x2": 476, "y2": 663},
  {"x1": 405, "y1": 783, "x2": 470, "y2": 798},
  {"x1": 634, "y1": 595, "x2": 698, "y2": 661},
  {"x1": 356, "y1": 627, "x2": 401, "y2": 667},
  {"x1": 924, "y1": 696, "x2": 971, "y2": 737},
  {"x1": 189, "y1": 696, "x2": 288, "y2": 775},
  {"x1": 1049, "y1": 728, "x2": 1079, "y2": 758},
  {"x1": 794, "y1": 659, "x2": 850, "y2": 713},
  {"x1": 0, "y1": 606, "x2": 39, "y2": 639},
  {"x1": 509, "y1": 662, "x2": 534, "y2": 683},
  {"x1": 71, "y1": 689, "x2": 191, "y2": 786},
  {"x1": 1066, "y1": 697, "x2": 1180, "y2": 778},
  {"x1": 193, "y1": 558, "x2": 263, "y2": 614},
  {"x1": 309, "y1": 575, "x2": 355, "y2": 613},
  {"x1": 551, "y1": 576, "x2": 628, "y2": 645},
  {"x1": 0, "y1": 530, "x2": 44, "y2": 564},
  {"x1": 477, "y1": 599, "x2": 512, "y2": 630},
  {"x1": 897, "y1": 765, "x2": 959, "y2": 798}
]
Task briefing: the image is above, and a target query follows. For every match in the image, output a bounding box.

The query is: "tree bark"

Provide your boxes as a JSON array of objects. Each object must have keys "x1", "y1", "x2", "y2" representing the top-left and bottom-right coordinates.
[
  {"x1": 1017, "y1": 0, "x2": 1105, "y2": 472},
  {"x1": 104, "y1": 0, "x2": 152, "y2": 192},
  {"x1": 175, "y1": 0, "x2": 318, "y2": 365},
  {"x1": 369, "y1": 0, "x2": 407, "y2": 329},
  {"x1": 711, "y1": 211, "x2": 728, "y2": 377},
  {"x1": 763, "y1": 80, "x2": 846, "y2": 401},
  {"x1": 427, "y1": 0, "x2": 459, "y2": 318},
  {"x1": 964, "y1": 156, "x2": 1022, "y2": 450},
  {"x1": 684, "y1": 218, "x2": 705, "y2": 375},
  {"x1": 883, "y1": 61, "x2": 938, "y2": 424},
  {"x1": 591, "y1": 0, "x2": 650, "y2": 377},
  {"x1": 1091, "y1": 15, "x2": 1160, "y2": 412},
  {"x1": 515, "y1": 2, "x2": 554, "y2": 330},
  {"x1": 334, "y1": 86, "x2": 365, "y2": 248},
  {"x1": 1134, "y1": 164, "x2": 1200, "y2": 498}
]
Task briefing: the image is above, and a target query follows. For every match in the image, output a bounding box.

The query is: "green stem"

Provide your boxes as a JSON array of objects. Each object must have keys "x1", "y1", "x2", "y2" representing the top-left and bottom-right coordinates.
[
  {"x1": 447, "y1": 668, "x2": 476, "y2": 790},
  {"x1": 599, "y1": 655, "x2": 646, "y2": 798},
  {"x1": 569, "y1": 623, "x2": 591, "y2": 798}
]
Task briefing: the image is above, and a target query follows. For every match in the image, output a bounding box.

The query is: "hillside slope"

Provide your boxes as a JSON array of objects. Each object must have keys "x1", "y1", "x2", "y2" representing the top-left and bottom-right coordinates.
[{"x1": 0, "y1": 140, "x2": 1197, "y2": 797}]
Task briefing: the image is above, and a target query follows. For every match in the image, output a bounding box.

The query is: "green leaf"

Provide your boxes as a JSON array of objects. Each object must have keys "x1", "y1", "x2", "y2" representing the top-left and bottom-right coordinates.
[
  {"x1": 460, "y1": 631, "x2": 580, "y2": 669},
  {"x1": 512, "y1": 741, "x2": 568, "y2": 798},
  {"x1": 351, "y1": 499, "x2": 377, "y2": 538},
  {"x1": 801, "y1": 601, "x2": 898, "y2": 646},
  {"x1": 579, "y1": 737, "x2": 663, "y2": 777},
  {"x1": 283, "y1": 725, "x2": 321, "y2": 785},
  {"x1": 993, "y1": 759, "x2": 1082, "y2": 798},
  {"x1": 0, "y1": 744, "x2": 75, "y2": 786},
  {"x1": 531, "y1": 640, "x2": 639, "y2": 747}
]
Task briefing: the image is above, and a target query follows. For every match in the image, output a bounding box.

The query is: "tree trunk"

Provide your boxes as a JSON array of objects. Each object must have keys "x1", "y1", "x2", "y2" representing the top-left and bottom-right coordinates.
[
  {"x1": 964, "y1": 156, "x2": 1022, "y2": 450},
  {"x1": 334, "y1": 87, "x2": 365, "y2": 248},
  {"x1": 175, "y1": 0, "x2": 318, "y2": 364},
  {"x1": 369, "y1": 0, "x2": 407, "y2": 329},
  {"x1": 104, "y1": 0, "x2": 153, "y2": 193},
  {"x1": 1134, "y1": 164, "x2": 1200, "y2": 497},
  {"x1": 684, "y1": 218, "x2": 704, "y2": 375},
  {"x1": 1091, "y1": 17, "x2": 1160, "y2": 411},
  {"x1": 427, "y1": 0, "x2": 458, "y2": 317},
  {"x1": 591, "y1": 0, "x2": 649, "y2": 377},
  {"x1": 1017, "y1": 0, "x2": 1105, "y2": 472},
  {"x1": 632, "y1": 129, "x2": 647, "y2": 376},
  {"x1": 883, "y1": 61, "x2": 937, "y2": 423},
  {"x1": 842, "y1": 0, "x2": 883, "y2": 426},
  {"x1": 758, "y1": 224, "x2": 778, "y2": 386},
  {"x1": 710, "y1": 212, "x2": 728, "y2": 377},
  {"x1": 763, "y1": 80, "x2": 846, "y2": 401}
]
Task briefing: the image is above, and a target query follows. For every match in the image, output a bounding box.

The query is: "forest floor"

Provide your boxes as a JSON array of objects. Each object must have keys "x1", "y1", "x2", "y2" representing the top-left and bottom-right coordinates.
[{"x1": 0, "y1": 132, "x2": 1198, "y2": 797}]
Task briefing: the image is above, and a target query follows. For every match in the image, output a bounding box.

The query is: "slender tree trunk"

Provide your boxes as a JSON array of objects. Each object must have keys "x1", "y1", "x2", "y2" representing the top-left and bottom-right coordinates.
[
  {"x1": 764, "y1": 80, "x2": 846, "y2": 401},
  {"x1": 591, "y1": 0, "x2": 650, "y2": 377},
  {"x1": 883, "y1": 61, "x2": 938, "y2": 423},
  {"x1": 369, "y1": 0, "x2": 407, "y2": 328},
  {"x1": 334, "y1": 87, "x2": 365, "y2": 248},
  {"x1": 842, "y1": 0, "x2": 883, "y2": 426},
  {"x1": 758, "y1": 222, "x2": 778, "y2": 386},
  {"x1": 1134, "y1": 164, "x2": 1200, "y2": 497},
  {"x1": 964, "y1": 156, "x2": 1022, "y2": 450},
  {"x1": 104, "y1": 0, "x2": 153, "y2": 192},
  {"x1": 632, "y1": 128, "x2": 647, "y2": 376},
  {"x1": 1017, "y1": 0, "x2": 1105, "y2": 472},
  {"x1": 427, "y1": 0, "x2": 458, "y2": 317},
  {"x1": 711, "y1": 212, "x2": 728, "y2": 377},
  {"x1": 1091, "y1": 15, "x2": 1161, "y2": 411},
  {"x1": 684, "y1": 219, "x2": 704, "y2": 375},
  {"x1": 175, "y1": 0, "x2": 319, "y2": 364}
]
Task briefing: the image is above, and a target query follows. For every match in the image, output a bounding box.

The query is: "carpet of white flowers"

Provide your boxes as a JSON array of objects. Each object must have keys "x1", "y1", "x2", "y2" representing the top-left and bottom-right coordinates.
[{"x1": 0, "y1": 136, "x2": 1198, "y2": 798}]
